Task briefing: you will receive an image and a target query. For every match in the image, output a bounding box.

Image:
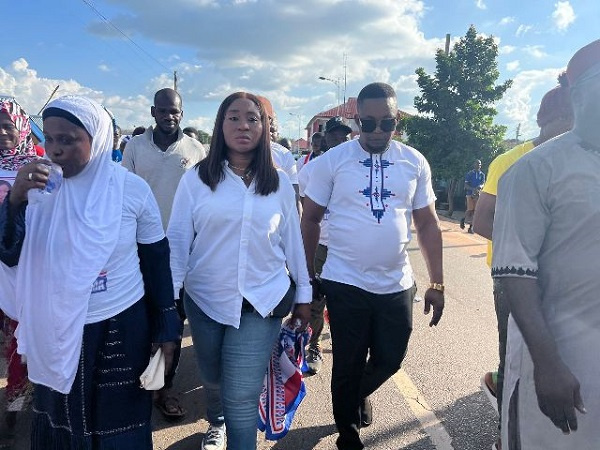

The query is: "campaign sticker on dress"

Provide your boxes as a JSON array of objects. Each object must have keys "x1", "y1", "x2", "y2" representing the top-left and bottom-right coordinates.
[{"x1": 91, "y1": 271, "x2": 108, "y2": 294}]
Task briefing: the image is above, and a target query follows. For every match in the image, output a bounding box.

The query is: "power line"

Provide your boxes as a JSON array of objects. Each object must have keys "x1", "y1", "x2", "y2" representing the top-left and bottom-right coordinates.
[{"x1": 81, "y1": 0, "x2": 170, "y2": 72}]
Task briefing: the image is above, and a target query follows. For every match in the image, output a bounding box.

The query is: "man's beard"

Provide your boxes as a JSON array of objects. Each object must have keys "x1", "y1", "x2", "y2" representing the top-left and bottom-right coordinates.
[{"x1": 366, "y1": 142, "x2": 390, "y2": 154}]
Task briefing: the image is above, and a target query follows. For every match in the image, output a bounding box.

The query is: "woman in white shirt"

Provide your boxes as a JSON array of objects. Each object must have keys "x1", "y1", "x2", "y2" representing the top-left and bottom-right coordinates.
[{"x1": 168, "y1": 92, "x2": 311, "y2": 450}]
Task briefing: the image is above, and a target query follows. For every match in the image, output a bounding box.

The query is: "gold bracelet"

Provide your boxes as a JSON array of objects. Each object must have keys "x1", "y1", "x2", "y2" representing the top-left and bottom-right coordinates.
[{"x1": 429, "y1": 283, "x2": 445, "y2": 293}]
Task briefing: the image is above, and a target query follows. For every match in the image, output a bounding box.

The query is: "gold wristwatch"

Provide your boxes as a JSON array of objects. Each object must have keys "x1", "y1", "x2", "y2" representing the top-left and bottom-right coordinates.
[{"x1": 429, "y1": 282, "x2": 445, "y2": 293}]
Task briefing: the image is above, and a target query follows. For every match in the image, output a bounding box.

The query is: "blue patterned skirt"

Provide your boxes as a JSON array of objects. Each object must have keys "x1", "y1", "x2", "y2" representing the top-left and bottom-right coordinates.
[{"x1": 30, "y1": 299, "x2": 153, "y2": 449}]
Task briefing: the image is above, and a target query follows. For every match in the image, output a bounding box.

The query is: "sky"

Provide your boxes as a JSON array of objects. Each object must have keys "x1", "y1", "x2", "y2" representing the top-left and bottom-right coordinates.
[{"x1": 3, "y1": 0, "x2": 597, "y2": 142}]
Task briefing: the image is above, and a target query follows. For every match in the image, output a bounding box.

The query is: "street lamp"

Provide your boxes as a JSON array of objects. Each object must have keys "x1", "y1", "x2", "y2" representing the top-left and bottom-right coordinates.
[
  {"x1": 288, "y1": 112, "x2": 302, "y2": 157},
  {"x1": 318, "y1": 76, "x2": 341, "y2": 108}
]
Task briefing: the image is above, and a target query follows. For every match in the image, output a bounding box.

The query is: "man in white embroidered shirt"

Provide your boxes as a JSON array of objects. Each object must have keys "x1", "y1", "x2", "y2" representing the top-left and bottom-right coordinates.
[{"x1": 301, "y1": 82, "x2": 444, "y2": 450}]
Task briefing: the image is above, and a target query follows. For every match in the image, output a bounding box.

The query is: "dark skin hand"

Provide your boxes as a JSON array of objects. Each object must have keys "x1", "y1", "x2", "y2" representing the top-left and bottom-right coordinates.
[
  {"x1": 290, "y1": 303, "x2": 311, "y2": 331},
  {"x1": 412, "y1": 203, "x2": 444, "y2": 327},
  {"x1": 423, "y1": 288, "x2": 444, "y2": 327},
  {"x1": 9, "y1": 160, "x2": 51, "y2": 206},
  {"x1": 499, "y1": 277, "x2": 586, "y2": 434},
  {"x1": 151, "y1": 341, "x2": 177, "y2": 376}
]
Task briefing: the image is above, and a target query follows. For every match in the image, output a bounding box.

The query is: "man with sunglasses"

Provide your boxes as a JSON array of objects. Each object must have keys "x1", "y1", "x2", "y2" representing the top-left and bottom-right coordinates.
[{"x1": 301, "y1": 82, "x2": 444, "y2": 450}]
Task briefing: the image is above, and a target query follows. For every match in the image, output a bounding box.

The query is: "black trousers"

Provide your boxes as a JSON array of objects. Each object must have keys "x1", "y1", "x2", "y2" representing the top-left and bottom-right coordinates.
[{"x1": 322, "y1": 280, "x2": 415, "y2": 450}]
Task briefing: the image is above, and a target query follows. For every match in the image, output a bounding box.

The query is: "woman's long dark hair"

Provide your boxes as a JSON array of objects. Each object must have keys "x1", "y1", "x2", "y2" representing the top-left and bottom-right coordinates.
[{"x1": 196, "y1": 92, "x2": 279, "y2": 196}]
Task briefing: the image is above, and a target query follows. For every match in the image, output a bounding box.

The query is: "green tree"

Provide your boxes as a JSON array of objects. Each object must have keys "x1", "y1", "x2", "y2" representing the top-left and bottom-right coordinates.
[
  {"x1": 197, "y1": 129, "x2": 212, "y2": 145},
  {"x1": 405, "y1": 25, "x2": 512, "y2": 216}
]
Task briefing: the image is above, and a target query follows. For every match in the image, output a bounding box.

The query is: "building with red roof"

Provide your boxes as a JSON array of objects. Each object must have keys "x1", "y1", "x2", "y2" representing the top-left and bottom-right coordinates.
[{"x1": 305, "y1": 97, "x2": 411, "y2": 139}]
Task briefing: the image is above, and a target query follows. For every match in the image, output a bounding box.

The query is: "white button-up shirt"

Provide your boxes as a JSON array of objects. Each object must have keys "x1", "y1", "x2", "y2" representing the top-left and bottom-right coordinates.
[{"x1": 168, "y1": 164, "x2": 311, "y2": 328}]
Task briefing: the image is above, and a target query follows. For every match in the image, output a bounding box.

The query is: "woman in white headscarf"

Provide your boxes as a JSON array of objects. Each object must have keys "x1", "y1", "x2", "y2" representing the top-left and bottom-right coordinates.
[
  {"x1": 0, "y1": 95, "x2": 180, "y2": 449},
  {"x1": 0, "y1": 97, "x2": 39, "y2": 435}
]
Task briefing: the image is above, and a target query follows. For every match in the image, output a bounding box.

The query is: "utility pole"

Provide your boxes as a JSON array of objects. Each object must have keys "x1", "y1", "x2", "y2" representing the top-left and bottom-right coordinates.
[
  {"x1": 174, "y1": 71, "x2": 178, "y2": 91},
  {"x1": 445, "y1": 34, "x2": 451, "y2": 55},
  {"x1": 515, "y1": 123, "x2": 521, "y2": 141},
  {"x1": 343, "y1": 53, "x2": 347, "y2": 116}
]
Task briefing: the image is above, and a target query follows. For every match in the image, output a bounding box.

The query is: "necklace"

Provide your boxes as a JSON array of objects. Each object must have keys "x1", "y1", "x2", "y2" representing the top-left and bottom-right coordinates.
[
  {"x1": 228, "y1": 163, "x2": 248, "y2": 171},
  {"x1": 228, "y1": 163, "x2": 253, "y2": 181}
]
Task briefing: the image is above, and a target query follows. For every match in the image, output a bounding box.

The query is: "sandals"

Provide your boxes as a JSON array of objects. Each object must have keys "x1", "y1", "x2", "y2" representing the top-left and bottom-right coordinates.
[{"x1": 154, "y1": 394, "x2": 186, "y2": 421}]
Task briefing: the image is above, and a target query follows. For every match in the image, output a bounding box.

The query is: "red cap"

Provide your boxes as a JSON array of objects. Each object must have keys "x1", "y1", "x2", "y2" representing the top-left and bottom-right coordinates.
[
  {"x1": 566, "y1": 39, "x2": 600, "y2": 86},
  {"x1": 536, "y1": 72, "x2": 573, "y2": 127},
  {"x1": 255, "y1": 95, "x2": 274, "y2": 118}
]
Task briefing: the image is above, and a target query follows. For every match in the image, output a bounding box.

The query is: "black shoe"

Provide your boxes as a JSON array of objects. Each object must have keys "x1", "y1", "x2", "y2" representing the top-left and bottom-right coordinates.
[
  {"x1": 360, "y1": 397, "x2": 372, "y2": 428},
  {"x1": 460, "y1": 218, "x2": 465, "y2": 229},
  {"x1": 468, "y1": 226, "x2": 474, "y2": 234}
]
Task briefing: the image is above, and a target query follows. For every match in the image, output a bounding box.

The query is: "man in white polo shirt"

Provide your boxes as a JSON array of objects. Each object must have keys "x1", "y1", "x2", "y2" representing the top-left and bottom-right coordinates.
[
  {"x1": 123, "y1": 88, "x2": 206, "y2": 229},
  {"x1": 122, "y1": 87, "x2": 206, "y2": 421},
  {"x1": 301, "y1": 82, "x2": 445, "y2": 450}
]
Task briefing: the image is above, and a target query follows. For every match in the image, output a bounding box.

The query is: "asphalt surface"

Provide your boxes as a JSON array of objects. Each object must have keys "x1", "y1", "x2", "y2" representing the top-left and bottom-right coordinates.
[{"x1": 0, "y1": 213, "x2": 501, "y2": 449}]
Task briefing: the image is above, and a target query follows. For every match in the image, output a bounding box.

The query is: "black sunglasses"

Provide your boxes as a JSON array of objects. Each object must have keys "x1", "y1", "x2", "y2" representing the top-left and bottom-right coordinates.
[{"x1": 358, "y1": 118, "x2": 397, "y2": 133}]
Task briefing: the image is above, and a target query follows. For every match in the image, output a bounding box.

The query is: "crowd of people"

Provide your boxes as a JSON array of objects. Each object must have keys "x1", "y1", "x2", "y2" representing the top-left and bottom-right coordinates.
[{"x1": 0, "y1": 38, "x2": 598, "y2": 450}]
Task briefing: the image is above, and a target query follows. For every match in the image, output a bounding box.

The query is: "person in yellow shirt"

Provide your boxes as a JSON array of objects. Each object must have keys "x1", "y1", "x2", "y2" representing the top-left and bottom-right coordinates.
[{"x1": 473, "y1": 73, "x2": 573, "y2": 450}]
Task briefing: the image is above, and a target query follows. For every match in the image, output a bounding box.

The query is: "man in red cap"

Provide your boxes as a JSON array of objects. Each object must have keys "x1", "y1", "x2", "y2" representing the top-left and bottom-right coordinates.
[
  {"x1": 473, "y1": 73, "x2": 573, "y2": 450},
  {"x1": 491, "y1": 39, "x2": 600, "y2": 449}
]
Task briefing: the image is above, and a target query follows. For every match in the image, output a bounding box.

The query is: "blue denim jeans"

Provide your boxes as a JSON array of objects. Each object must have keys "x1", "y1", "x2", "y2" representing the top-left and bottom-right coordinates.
[{"x1": 183, "y1": 294, "x2": 281, "y2": 450}]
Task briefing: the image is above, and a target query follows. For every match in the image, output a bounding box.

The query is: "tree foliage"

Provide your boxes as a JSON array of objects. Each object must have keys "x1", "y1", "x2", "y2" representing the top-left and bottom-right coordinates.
[
  {"x1": 197, "y1": 129, "x2": 212, "y2": 145},
  {"x1": 405, "y1": 26, "x2": 512, "y2": 189}
]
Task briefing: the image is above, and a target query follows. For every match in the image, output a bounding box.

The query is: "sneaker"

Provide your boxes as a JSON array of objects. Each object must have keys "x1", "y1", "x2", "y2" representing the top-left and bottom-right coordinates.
[
  {"x1": 305, "y1": 346, "x2": 323, "y2": 375},
  {"x1": 481, "y1": 372, "x2": 499, "y2": 414},
  {"x1": 360, "y1": 397, "x2": 373, "y2": 428},
  {"x1": 202, "y1": 423, "x2": 225, "y2": 450},
  {"x1": 460, "y1": 218, "x2": 465, "y2": 229},
  {"x1": 468, "y1": 226, "x2": 474, "y2": 234}
]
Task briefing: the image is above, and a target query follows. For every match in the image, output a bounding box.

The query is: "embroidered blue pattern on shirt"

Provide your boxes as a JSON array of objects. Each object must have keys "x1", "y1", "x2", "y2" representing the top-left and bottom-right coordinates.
[
  {"x1": 91, "y1": 271, "x2": 108, "y2": 294},
  {"x1": 359, "y1": 154, "x2": 395, "y2": 223}
]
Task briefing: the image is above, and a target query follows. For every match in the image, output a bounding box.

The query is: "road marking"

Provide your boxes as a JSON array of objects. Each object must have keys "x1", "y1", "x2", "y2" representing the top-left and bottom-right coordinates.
[{"x1": 392, "y1": 369, "x2": 454, "y2": 449}]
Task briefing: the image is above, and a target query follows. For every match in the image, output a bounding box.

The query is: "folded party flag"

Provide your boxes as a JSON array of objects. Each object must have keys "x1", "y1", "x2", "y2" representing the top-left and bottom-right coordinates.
[{"x1": 258, "y1": 322, "x2": 311, "y2": 440}]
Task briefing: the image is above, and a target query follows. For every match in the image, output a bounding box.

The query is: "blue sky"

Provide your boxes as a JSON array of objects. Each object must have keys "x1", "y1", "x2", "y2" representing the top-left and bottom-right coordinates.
[{"x1": 3, "y1": 0, "x2": 597, "y2": 141}]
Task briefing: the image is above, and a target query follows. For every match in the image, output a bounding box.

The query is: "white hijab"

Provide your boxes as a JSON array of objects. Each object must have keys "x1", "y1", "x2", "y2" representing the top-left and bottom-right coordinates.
[{"x1": 14, "y1": 95, "x2": 127, "y2": 394}]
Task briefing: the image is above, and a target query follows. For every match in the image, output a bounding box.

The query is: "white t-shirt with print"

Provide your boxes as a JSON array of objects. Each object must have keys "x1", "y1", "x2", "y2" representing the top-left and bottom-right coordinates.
[
  {"x1": 304, "y1": 139, "x2": 435, "y2": 294},
  {"x1": 86, "y1": 172, "x2": 165, "y2": 323}
]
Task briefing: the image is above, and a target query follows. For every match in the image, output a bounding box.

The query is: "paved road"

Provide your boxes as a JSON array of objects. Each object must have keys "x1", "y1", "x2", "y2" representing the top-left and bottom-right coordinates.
[{"x1": 1, "y1": 213, "x2": 501, "y2": 449}]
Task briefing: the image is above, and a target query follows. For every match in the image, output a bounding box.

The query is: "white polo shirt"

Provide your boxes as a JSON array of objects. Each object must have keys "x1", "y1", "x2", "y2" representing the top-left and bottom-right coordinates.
[
  {"x1": 122, "y1": 127, "x2": 206, "y2": 229},
  {"x1": 305, "y1": 139, "x2": 435, "y2": 294}
]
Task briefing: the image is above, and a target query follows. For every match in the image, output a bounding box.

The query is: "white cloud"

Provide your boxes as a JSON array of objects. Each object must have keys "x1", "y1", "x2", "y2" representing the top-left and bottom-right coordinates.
[
  {"x1": 516, "y1": 24, "x2": 532, "y2": 37},
  {"x1": 499, "y1": 17, "x2": 515, "y2": 25},
  {"x1": 98, "y1": 64, "x2": 111, "y2": 72},
  {"x1": 523, "y1": 45, "x2": 548, "y2": 59},
  {"x1": 552, "y1": 1, "x2": 576, "y2": 31},
  {"x1": 0, "y1": 58, "x2": 152, "y2": 129},
  {"x1": 86, "y1": 0, "x2": 438, "y2": 107},
  {"x1": 506, "y1": 61, "x2": 520, "y2": 71},
  {"x1": 475, "y1": 0, "x2": 486, "y2": 9},
  {"x1": 500, "y1": 45, "x2": 517, "y2": 55},
  {"x1": 80, "y1": 0, "x2": 444, "y2": 138},
  {"x1": 498, "y1": 68, "x2": 565, "y2": 139}
]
